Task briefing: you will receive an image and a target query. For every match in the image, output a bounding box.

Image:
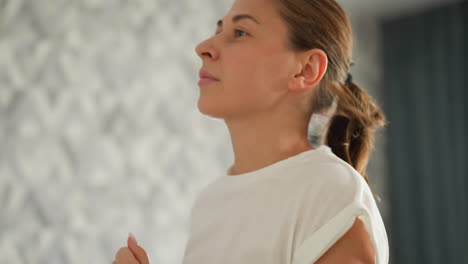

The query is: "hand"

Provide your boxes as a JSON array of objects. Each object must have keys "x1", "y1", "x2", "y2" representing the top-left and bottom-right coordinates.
[{"x1": 113, "y1": 233, "x2": 150, "y2": 264}]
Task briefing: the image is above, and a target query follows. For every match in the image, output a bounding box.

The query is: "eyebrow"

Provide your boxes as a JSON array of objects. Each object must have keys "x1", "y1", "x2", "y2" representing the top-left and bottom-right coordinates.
[{"x1": 216, "y1": 14, "x2": 260, "y2": 28}]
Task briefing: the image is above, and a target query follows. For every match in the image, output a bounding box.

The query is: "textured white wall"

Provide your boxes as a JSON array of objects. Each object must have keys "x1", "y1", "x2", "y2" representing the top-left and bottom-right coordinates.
[{"x1": 0, "y1": 0, "x2": 234, "y2": 263}]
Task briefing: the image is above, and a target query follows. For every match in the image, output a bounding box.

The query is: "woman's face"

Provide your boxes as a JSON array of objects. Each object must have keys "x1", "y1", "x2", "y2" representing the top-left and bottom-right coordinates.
[{"x1": 195, "y1": 0, "x2": 299, "y2": 120}]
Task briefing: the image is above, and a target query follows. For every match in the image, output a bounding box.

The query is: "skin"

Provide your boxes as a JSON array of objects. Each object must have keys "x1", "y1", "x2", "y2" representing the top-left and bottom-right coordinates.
[
  {"x1": 113, "y1": 0, "x2": 375, "y2": 262},
  {"x1": 113, "y1": 234, "x2": 149, "y2": 264},
  {"x1": 194, "y1": 0, "x2": 327, "y2": 176},
  {"x1": 315, "y1": 218, "x2": 376, "y2": 264}
]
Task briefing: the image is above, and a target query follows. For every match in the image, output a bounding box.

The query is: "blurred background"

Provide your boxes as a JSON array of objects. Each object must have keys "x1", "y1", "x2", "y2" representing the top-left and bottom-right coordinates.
[{"x1": 0, "y1": 0, "x2": 466, "y2": 263}]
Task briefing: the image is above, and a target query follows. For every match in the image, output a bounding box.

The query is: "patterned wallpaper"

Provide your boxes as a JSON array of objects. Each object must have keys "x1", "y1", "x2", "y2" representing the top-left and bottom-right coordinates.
[
  {"x1": 0, "y1": 0, "x2": 234, "y2": 263},
  {"x1": 0, "y1": 0, "x2": 390, "y2": 263}
]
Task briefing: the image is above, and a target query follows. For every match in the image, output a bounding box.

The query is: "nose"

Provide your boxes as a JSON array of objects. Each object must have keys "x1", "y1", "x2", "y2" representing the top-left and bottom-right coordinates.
[{"x1": 195, "y1": 37, "x2": 218, "y2": 60}]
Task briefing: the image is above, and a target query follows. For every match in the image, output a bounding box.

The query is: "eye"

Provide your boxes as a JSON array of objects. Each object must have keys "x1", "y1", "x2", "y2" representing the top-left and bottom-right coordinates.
[
  {"x1": 214, "y1": 29, "x2": 249, "y2": 38},
  {"x1": 234, "y1": 29, "x2": 248, "y2": 38}
]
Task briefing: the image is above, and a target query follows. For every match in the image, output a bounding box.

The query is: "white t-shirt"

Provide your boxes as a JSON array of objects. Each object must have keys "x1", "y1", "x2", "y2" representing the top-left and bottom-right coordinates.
[{"x1": 182, "y1": 144, "x2": 389, "y2": 264}]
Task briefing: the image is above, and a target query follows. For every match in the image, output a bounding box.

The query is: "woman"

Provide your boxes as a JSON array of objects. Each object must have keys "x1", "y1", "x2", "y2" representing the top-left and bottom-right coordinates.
[{"x1": 113, "y1": 0, "x2": 389, "y2": 263}]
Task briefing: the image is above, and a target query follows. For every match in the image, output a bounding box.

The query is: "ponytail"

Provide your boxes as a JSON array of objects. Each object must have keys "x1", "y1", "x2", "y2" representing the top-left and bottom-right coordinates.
[{"x1": 325, "y1": 78, "x2": 387, "y2": 201}]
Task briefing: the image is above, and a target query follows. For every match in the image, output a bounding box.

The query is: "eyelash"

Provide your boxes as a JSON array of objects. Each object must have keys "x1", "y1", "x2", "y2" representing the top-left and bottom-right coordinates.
[
  {"x1": 215, "y1": 29, "x2": 249, "y2": 38},
  {"x1": 234, "y1": 29, "x2": 248, "y2": 38}
]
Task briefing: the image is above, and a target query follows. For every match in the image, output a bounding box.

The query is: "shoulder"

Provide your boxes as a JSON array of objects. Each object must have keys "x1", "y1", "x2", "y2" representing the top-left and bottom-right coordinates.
[
  {"x1": 291, "y1": 152, "x2": 388, "y2": 264},
  {"x1": 294, "y1": 152, "x2": 367, "y2": 208}
]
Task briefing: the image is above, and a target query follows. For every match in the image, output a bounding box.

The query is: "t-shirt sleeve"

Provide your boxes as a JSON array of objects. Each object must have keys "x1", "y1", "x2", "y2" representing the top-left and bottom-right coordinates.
[{"x1": 291, "y1": 162, "x2": 389, "y2": 264}]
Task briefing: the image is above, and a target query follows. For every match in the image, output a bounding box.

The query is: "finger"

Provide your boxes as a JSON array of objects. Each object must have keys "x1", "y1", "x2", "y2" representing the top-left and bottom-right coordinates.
[
  {"x1": 127, "y1": 233, "x2": 138, "y2": 249},
  {"x1": 130, "y1": 244, "x2": 150, "y2": 264},
  {"x1": 115, "y1": 247, "x2": 140, "y2": 264},
  {"x1": 127, "y1": 234, "x2": 150, "y2": 264}
]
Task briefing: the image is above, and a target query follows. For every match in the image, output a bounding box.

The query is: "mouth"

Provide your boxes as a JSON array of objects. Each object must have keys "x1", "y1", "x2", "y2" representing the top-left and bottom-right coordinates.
[
  {"x1": 198, "y1": 78, "x2": 219, "y2": 86},
  {"x1": 199, "y1": 69, "x2": 220, "y2": 81}
]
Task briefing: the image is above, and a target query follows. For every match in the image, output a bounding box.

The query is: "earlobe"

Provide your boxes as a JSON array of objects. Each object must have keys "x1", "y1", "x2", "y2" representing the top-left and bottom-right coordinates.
[
  {"x1": 288, "y1": 76, "x2": 303, "y2": 92},
  {"x1": 289, "y1": 71, "x2": 310, "y2": 92}
]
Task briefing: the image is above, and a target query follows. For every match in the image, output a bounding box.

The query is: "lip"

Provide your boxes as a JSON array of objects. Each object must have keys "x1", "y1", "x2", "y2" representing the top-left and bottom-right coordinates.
[
  {"x1": 199, "y1": 69, "x2": 220, "y2": 81},
  {"x1": 198, "y1": 78, "x2": 218, "y2": 86}
]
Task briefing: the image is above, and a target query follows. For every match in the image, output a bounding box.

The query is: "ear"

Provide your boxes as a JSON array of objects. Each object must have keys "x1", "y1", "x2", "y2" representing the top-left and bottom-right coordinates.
[{"x1": 288, "y1": 49, "x2": 328, "y2": 92}]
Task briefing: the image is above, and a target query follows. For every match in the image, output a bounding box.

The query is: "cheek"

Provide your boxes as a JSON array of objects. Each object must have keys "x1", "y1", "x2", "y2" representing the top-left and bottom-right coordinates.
[
  {"x1": 222, "y1": 50, "x2": 262, "y2": 92},
  {"x1": 220, "y1": 44, "x2": 292, "y2": 111},
  {"x1": 226, "y1": 46, "x2": 289, "y2": 89},
  {"x1": 257, "y1": 46, "x2": 293, "y2": 93}
]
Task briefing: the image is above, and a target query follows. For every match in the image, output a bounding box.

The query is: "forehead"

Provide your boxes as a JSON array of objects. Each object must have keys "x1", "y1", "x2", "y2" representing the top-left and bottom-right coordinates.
[
  {"x1": 219, "y1": 0, "x2": 288, "y2": 38},
  {"x1": 222, "y1": 0, "x2": 276, "y2": 25}
]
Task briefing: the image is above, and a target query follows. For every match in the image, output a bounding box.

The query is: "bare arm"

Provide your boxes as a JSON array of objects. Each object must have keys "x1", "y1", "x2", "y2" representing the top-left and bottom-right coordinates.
[{"x1": 314, "y1": 218, "x2": 375, "y2": 264}]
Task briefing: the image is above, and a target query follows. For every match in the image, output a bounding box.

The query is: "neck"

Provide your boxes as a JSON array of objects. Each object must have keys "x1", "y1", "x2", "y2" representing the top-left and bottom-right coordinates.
[{"x1": 225, "y1": 113, "x2": 313, "y2": 176}]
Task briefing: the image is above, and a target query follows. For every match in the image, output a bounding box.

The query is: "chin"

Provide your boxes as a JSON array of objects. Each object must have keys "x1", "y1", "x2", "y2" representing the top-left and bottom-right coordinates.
[{"x1": 197, "y1": 98, "x2": 226, "y2": 119}]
